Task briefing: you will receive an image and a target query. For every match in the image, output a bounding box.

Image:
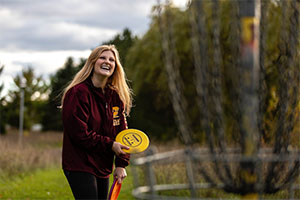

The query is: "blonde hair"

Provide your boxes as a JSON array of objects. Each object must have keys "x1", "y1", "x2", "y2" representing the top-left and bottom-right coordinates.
[{"x1": 61, "y1": 44, "x2": 133, "y2": 115}]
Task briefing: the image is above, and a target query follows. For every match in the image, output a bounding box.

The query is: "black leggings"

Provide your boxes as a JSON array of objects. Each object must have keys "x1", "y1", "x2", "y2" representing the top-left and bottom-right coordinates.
[{"x1": 64, "y1": 170, "x2": 109, "y2": 200}]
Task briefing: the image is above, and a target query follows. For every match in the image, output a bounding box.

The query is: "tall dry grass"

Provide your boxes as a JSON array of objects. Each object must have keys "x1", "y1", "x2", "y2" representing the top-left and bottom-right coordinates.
[{"x1": 0, "y1": 129, "x2": 62, "y2": 178}]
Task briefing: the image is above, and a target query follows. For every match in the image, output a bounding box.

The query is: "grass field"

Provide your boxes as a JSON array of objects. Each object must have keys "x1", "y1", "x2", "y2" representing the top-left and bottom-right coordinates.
[
  {"x1": 0, "y1": 168, "x2": 73, "y2": 199},
  {"x1": 0, "y1": 130, "x2": 135, "y2": 199},
  {"x1": 0, "y1": 167, "x2": 135, "y2": 199},
  {"x1": 1, "y1": 129, "x2": 299, "y2": 199}
]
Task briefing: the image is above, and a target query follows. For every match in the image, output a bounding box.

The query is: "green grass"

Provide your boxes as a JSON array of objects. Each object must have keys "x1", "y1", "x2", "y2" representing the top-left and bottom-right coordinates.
[
  {"x1": 0, "y1": 168, "x2": 73, "y2": 199},
  {"x1": 0, "y1": 167, "x2": 135, "y2": 200}
]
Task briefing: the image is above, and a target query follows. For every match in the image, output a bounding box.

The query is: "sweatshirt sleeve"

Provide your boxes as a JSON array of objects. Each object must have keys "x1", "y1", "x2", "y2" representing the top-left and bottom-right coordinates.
[
  {"x1": 62, "y1": 87, "x2": 114, "y2": 153},
  {"x1": 115, "y1": 101, "x2": 130, "y2": 168}
]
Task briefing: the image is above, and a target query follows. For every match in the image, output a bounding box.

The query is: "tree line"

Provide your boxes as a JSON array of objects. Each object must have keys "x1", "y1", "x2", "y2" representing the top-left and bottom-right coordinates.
[{"x1": 0, "y1": 1, "x2": 299, "y2": 143}]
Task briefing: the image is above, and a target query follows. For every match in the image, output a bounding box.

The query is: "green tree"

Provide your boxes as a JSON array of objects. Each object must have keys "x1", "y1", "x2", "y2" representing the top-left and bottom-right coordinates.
[
  {"x1": 41, "y1": 57, "x2": 84, "y2": 131},
  {"x1": 123, "y1": 0, "x2": 299, "y2": 144},
  {"x1": 102, "y1": 28, "x2": 138, "y2": 68},
  {"x1": 124, "y1": 6, "x2": 199, "y2": 141},
  {"x1": 5, "y1": 67, "x2": 49, "y2": 130}
]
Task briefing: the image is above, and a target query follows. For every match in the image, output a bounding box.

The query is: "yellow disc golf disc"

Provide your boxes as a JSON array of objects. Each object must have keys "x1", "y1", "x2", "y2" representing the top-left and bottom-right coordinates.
[{"x1": 115, "y1": 129, "x2": 149, "y2": 154}]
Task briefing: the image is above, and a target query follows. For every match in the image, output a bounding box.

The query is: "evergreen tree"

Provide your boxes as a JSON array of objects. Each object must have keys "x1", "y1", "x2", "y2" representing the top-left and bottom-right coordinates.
[
  {"x1": 42, "y1": 57, "x2": 84, "y2": 131},
  {"x1": 102, "y1": 28, "x2": 138, "y2": 68},
  {"x1": 5, "y1": 67, "x2": 49, "y2": 130}
]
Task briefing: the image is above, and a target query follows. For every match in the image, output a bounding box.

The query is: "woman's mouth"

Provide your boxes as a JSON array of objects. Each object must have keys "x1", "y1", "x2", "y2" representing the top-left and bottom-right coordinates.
[{"x1": 101, "y1": 64, "x2": 111, "y2": 71}]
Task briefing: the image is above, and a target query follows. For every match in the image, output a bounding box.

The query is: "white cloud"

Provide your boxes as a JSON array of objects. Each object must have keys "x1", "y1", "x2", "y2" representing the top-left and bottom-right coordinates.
[
  {"x1": 0, "y1": 7, "x2": 25, "y2": 29},
  {"x1": 0, "y1": 50, "x2": 91, "y2": 75},
  {"x1": 172, "y1": 0, "x2": 189, "y2": 8},
  {"x1": 0, "y1": 0, "x2": 189, "y2": 98},
  {"x1": 0, "y1": 0, "x2": 159, "y2": 51},
  {"x1": 0, "y1": 0, "x2": 189, "y2": 51},
  {"x1": 40, "y1": 22, "x2": 118, "y2": 46},
  {"x1": 0, "y1": 50, "x2": 91, "y2": 97}
]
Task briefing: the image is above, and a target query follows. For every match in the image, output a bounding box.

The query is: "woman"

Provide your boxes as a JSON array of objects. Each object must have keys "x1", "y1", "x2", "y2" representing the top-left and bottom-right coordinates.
[{"x1": 61, "y1": 45, "x2": 132, "y2": 199}]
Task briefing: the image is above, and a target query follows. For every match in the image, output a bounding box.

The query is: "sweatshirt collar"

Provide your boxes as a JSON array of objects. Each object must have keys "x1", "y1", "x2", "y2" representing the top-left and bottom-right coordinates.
[{"x1": 85, "y1": 77, "x2": 113, "y2": 95}]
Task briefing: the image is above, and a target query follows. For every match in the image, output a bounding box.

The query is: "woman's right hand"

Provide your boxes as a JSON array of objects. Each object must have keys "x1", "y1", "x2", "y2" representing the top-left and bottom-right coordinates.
[{"x1": 112, "y1": 142, "x2": 130, "y2": 156}]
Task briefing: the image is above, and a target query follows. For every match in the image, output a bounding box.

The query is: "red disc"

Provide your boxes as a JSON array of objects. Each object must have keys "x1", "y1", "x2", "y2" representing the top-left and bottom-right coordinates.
[{"x1": 108, "y1": 179, "x2": 122, "y2": 200}]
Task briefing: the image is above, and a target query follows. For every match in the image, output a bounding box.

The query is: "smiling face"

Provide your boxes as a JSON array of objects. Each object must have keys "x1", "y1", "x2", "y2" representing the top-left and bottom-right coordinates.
[{"x1": 93, "y1": 50, "x2": 116, "y2": 79}]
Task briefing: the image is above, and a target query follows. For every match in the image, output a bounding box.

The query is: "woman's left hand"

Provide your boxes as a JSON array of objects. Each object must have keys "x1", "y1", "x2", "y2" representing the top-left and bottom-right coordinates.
[{"x1": 113, "y1": 167, "x2": 127, "y2": 184}]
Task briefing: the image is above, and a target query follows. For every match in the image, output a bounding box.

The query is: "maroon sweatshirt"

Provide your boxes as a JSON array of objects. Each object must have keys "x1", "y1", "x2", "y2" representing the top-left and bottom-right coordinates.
[{"x1": 62, "y1": 78, "x2": 130, "y2": 178}]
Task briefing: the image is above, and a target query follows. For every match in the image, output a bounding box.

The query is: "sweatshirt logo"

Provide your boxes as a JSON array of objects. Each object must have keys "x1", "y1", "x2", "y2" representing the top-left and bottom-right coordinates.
[{"x1": 113, "y1": 106, "x2": 120, "y2": 126}]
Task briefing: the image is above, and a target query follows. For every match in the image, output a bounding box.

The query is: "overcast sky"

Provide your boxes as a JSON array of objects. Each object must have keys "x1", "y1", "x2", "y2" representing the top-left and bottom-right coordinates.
[{"x1": 0, "y1": 0, "x2": 188, "y2": 97}]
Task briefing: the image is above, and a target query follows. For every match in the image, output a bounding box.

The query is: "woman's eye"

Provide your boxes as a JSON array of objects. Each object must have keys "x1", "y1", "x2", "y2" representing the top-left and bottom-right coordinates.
[
  {"x1": 109, "y1": 58, "x2": 115, "y2": 62},
  {"x1": 99, "y1": 56, "x2": 105, "y2": 60}
]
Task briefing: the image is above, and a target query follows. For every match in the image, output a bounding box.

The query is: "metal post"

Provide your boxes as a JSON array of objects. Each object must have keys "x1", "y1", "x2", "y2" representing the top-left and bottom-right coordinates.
[
  {"x1": 185, "y1": 147, "x2": 197, "y2": 198},
  {"x1": 288, "y1": 155, "x2": 295, "y2": 199},
  {"x1": 238, "y1": 0, "x2": 261, "y2": 198},
  {"x1": 19, "y1": 76, "x2": 26, "y2": 145},
  {"x1": 0, "y1": 65, "x2": 4, "y2": 135},
  {"x1": 131, "y1": 161, "x2": 140, "y2": 190},
  {"x1": 145, "y1": 148, "x2": 157, "y2": 198},
  {"x1": 0, "y1": 97, "x2": 1, "y2": 135}
]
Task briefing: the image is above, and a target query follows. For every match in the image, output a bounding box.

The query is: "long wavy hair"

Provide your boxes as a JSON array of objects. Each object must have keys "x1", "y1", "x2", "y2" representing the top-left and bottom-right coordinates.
[{"x1": 61, "y1": 44, "x2": 133, "y2": 115}]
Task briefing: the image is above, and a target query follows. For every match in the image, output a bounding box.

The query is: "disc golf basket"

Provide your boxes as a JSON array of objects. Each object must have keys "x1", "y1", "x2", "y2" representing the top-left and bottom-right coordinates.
[{"x1": 131, "y1": 0, "x2": 300, "y2": 199}]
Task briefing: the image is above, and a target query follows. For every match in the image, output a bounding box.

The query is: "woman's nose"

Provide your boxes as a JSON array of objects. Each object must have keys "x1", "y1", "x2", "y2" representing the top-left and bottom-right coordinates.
[{"x1": 105, "y1": 59, "x2": 112, "y2": 64}]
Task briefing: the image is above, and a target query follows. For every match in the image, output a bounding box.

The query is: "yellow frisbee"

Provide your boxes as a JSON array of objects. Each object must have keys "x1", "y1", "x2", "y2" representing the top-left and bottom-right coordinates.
[{"x1": 115, "y1": 129, "x2": 149, "y2": 154}]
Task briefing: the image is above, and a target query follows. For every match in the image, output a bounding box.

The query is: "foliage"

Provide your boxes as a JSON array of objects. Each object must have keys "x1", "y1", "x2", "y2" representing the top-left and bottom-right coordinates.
[
  {"x1": 124, "y1": 5, "x2": 212, "y2": 141},
  {"x1": 124, "y1": 0, "x2": 300, "y2": 145},
  {"x1": 5, "y1": 67, "x2": 49, "y2": 130},
  {"x1": 102, "y1": 28, "x2": 138, "y2": 68},
  {"x1": 259, "y1": 1, "x2": 300, "y2": 145},
  {"x1": 42, "y1": 57, "x2": 84, "y2": 131},
  {"x1": 1, "y1": 1, "x2": 298, "y2": 148},
  {"x1": 159, "y1": 0, "x2": 300, "y2": 196},
  {"x1": 126, "y1": 34, "x2": 171, "y2": 138}
]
